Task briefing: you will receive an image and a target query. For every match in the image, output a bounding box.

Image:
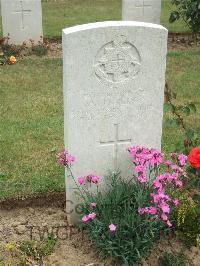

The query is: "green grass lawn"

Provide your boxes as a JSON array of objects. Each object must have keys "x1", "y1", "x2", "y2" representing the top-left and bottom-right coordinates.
[
  {"x1": 0, "y1": 50, "x2": 199, "y2": 199},
  {"x1": 0, "y1": 0, "x2": 188, "y2": 38}
]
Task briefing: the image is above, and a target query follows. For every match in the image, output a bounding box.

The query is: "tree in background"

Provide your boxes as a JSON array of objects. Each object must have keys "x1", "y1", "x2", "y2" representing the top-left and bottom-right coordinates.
[{"x1": 169, "y1": 0, "x2": 200, "y2": 40}]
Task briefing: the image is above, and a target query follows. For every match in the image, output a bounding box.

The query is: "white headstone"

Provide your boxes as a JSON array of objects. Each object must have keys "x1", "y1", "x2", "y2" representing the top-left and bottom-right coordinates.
[
  {"x1": 62, "y1": 21, "x2": 168, "y2": 224},
  {"x1": 1, "y1": 0, "x2": 43, "y2": 45},
  {"x1": 122, "y1": 0, "x2": 161, "y2": 24}
]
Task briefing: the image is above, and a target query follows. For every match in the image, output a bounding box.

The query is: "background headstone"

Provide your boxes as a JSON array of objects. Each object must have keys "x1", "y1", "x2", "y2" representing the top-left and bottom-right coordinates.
[
  {"x1": 62, "y1": 21, "x2": 168, "y2": 224},
  {"x1": 1, "y1": 0, "x2": 43, "y2": 45},
  {"x1": 122, "y1": 0, "x2": 161, "y2": 24}
]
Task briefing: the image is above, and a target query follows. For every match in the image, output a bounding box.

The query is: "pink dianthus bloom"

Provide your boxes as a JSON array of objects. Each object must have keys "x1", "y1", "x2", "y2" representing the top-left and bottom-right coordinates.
[
  {"x1": 153, "y1": 180, "x2": 162, "y2": 189},
  {"x1": 147, "y1": 206, "x2": 157, "y2": 214},
  {"x1": 87, "y1": 175, "x2": 100, "y2": 184},
  {"x1": 135, "y1": 164, "x2": 145, "y2": 173},
  {"x1": 138, "y1": 175, "x2": 147, "y2": 183},
  {"x1": 173, "y1": 198, "x2": 180, "y2": 206},
  {"x1": 175, "y1": 179, "x2": 183, "y2": 188},
  {"x1": 150, "y1": 193, "x2": 161, "y2": 203},
  {"x1": 77, "y1": 176, "x2": 85, "y2": 185},
  {"x1": 109, "y1": 224, "x2": 116, "y2": 232},
  {"x1": 165, "y1": 160, "x2": 172, "y2": 166},
  {"x1": 57, "y1": 149, "x2": 75, "y2": 166},
  {"x1": 90, "y1": 202, "x2": 97, "y2": 207},
  {"x1": 170, "y1": 152, "x2": 178, "y2": 159},
  {"x1": 166, "y1": 220, "x2": 172, "y2": 227},
  {"x1": 88, "y1": 212, "x2": 96, "y2": 219},
  {"x1": 151, "y1": 192, "x2": 170, "y2": 203},
  {"x1": 161, "y1": 212, "x2": 168, "y2": 221},
  {"x1": 82, "y1": 215, "x2": 90, "y2": 222},
  {"x1": 159, "y1": 201, "x2": 170, "y2": 213},
  {"x1": 138, "y1": 206, "x2": 157, "y2": 215},
  {"x1": 177, "y1": 154, "x2": 187, "y2": 166},
  {"x1": 138, "y1": 207, "x2": 146, "y2": 215}
]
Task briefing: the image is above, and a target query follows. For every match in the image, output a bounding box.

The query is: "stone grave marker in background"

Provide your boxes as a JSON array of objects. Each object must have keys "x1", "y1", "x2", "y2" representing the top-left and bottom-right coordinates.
[
  {"x1": 122, "y1": 0, "x2": 161, "y2": 24},
  {"x1": 1, "y1": 0, "x2": 43, "y2": 45},
  {"x1": 62, "y1": 21, "x2": 168, "y2": 224}
]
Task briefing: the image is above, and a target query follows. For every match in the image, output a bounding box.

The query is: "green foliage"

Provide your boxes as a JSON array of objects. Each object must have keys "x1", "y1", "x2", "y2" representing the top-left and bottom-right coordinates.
[
  {"x1": 80, "y1": 173, "x2": 166, "y2": 265},
  {"x1": 169, "y1": 0, "x2": 200, "y2": 36},
  {"x1": 1, "y1": 43, "x2": 19, "y2": 57},
  {"x1": 0, "y1": 37, "x2": 19, "y2": 65},
  {"x1": 32, "y1": 44, "x2": 48, "y2": 56},
  {"x1": 159, "y1": 251, "x2": 187, "y2": 266},
  {"x1": 164, "y1": 83, "x2": 200, "y2": 154},
  {"x1": 20, "y1": 235, "x2": 56, "y2": 261},
  {"x1": 172, "y1": 190, "x2": 200, "y2": 247}
]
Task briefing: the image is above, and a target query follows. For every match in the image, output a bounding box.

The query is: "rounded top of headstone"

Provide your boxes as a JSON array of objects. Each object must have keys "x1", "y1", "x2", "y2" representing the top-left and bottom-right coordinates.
[{"x1": 62, "y1": 21, "x2": 167, "y2": 35}]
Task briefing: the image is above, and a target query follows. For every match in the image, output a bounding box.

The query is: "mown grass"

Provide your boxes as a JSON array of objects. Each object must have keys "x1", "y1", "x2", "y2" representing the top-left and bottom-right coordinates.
[
  {"x1": 0, "y1": 59, "x2": 64, "y2": 198},
  {"x1": 163, "y1": 49, "x2": 200, "y2": 153},
  {"x1": 0, "y1": 0, "x2": 188, "y2": 38},
  {"x1": 0, "y1": 50, "x2": 199, "y2": 199}
]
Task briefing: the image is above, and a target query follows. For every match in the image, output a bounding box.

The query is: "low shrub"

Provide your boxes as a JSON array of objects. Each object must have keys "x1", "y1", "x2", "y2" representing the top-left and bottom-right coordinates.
[
  {"x1": 57, "y1": 146, "x2": 188, "y2": 265},
  {"x1": 81, "y1": 173, "x2": 166, "y2": 265},
  {"x1": 31, "y1": 44, "x2": 48, "y2": 56},
  {"x1": 172, "y1": 190, "x2": 200, "y2": 247},
  {"x1": 30, "y1": 38, "x2": 49, "y2": 56}
]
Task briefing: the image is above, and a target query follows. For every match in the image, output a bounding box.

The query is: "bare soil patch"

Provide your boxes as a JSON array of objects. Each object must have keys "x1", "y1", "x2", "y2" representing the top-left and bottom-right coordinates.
[
  {"x1": 12, "y1": 33, "x2": 199, "y2": 60},
  {"x1": 0, "y1": 205, "x2": 199, "y2": 265}
]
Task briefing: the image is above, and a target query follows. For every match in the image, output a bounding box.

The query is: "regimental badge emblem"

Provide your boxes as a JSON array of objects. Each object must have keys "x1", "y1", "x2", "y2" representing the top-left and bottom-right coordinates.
[{"x1": 94, "y1": 35, "x2": 141, "y2": 83}]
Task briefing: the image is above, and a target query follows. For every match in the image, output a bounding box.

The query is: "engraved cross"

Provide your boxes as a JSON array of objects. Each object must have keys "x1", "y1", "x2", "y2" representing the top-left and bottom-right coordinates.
[
  {"x1": 111, "y1": 53, "x2": 125, "y2": 66},
  {"x1": 100, "y1": 124, "x2": 131, "y2": 170},
  {"x1": 13, "y1": 0, "x2": 31, "y2": 29},
  {"x1": 135, "y1": 0, "x2": 152, "y2": 16}
]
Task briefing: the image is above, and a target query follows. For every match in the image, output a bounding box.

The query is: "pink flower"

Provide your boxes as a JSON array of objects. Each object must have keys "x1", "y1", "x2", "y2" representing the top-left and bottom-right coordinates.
[
  {"x1": 135, "y1": 164, "x2": 145, "y2": 173},
  {"x1": 82, "y1": 215, "x2": 90, "y2": 222},
  {"x1": 171, "y1": 152, "x2": 178, "y2": 159},
  {"x1": 109, "y1": 224, "x2": 116, "y2": 232},
  {"x1": 171, "y1": 164, "x2": 184, "y2": 173},
  {"x1": 159, "y1": 201, "x2": 170, "y2": 213},
  {"x1": 171, "y1": 172, "x2": 179, "y2": 180},
  {"x1": 88, "y1": 212, "x2": 96, "y2": 219},
  {"x1": 87, "y1": 175, "x2": 100, "y2": 184},
  {"x1": 147, "y1": 206, "x2": 157, "y2": 214},
  {"x1": 173, "y1": 198, "x2": 180, "y2": 206},
  {"x1": 90, "y1": 202, "x2": 97, "y2": 207},
  {"x1": 77, "y1": 176, "x2": 85, "y2": 185},
  {"x1": 151, "y1": 192, "x2": 170, "y2": 203},
  {"x1": 175, "y1": 180, "x2": 183, "y2": 188},
  {"x1": 161, "y1": 213, "x2": 168, "y2": 221},
  {"x1": 66, "y1": 154, "x2": 76, "y2": 163},
  {"x1": 156, "y1": 174, "x2": 166, "y2": 181},
  {"x1": 91, "y1": 175, "x2": 100, "y2": 183},
  {"x1": 178, "y1": 154, "x2": 187, "y2": 166},
  {"x1": 57, "y1": 149, "x2": 75, "y2": 166},
  {"x1": 182, "y1": 171, "x2": 187, "y2": 177},
  {"x1": 151, "y1": 193, "x2": 161, "y2": 203},
  {"x1": 165, "y1": 160, "x2": 172, "y2": 166},
  {"x1": 153, "y1": 180, "x2": 162, "y2": 189},
  {"x1": 138, "y1": 206, "x2": 157, "y2": 215},
  {"x1": 166, "y1": 220, "x2": 172, "y2": 227},
  {"x1": 138, "y1": 175, "x2": 147, "y2": 183},
  {"x1": 138, "y1": 207, "x2": 146, "y2": 215}
]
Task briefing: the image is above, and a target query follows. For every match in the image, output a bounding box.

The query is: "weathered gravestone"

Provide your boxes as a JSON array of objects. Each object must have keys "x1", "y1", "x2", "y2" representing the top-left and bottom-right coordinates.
[
  {"x1": 62, "y1": 21, "x2": 168, "y2": 224},
  {"x1": 122, "y1": 0, "x2": 161, "y2": 24},
  {"x1": 1, "y1": 0, "x2": 43, "y2": 45}
]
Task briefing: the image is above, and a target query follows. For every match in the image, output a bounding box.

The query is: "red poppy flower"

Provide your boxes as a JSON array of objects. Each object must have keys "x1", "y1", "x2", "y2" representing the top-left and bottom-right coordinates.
[{"x1": 188, "y1": 147, "x2": 200, "y2": 169}]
